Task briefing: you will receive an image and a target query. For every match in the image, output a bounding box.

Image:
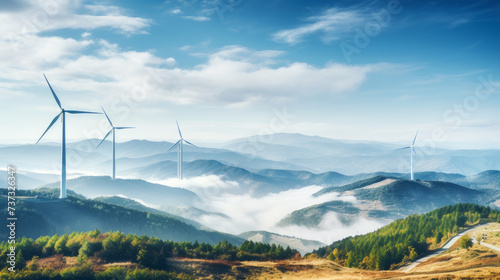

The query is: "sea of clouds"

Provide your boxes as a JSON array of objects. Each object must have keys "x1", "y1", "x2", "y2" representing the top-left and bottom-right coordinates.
[{"x1": 154, "y1": 175, "x2": 386, "y2": 244}]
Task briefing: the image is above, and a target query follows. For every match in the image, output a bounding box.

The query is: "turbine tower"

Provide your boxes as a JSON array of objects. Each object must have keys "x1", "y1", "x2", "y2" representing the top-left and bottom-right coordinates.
[
  {"x1": 167, "y1": 121, "x2": 197, "y2": 180},
  {"x1": 96, "y1": 107, "x2": 134, "y2": 179},
  {"x1": 36, "y1": 74, "x2": 100, "y2": 199},
  {"x1": 398, "y1": 130, "x2": 419, "y2": 181}
]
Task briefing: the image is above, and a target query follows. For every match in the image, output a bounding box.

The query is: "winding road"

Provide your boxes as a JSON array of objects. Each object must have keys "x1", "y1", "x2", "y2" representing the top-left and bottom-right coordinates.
[
  {"x1": 399, "y1": 223, "x2": 486, "y2": 272},
  {"x1": 472, "y1": 236, "x2": 500, "y2": 253}
]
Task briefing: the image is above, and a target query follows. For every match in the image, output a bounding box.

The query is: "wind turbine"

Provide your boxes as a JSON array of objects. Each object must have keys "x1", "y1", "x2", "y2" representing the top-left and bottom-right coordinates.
[
  {"x1": 96, "y1": 107, "x2": 134, "y2": 180},
  {"x1": 398, "y1": 130, "x2": 419, "y2": 181},
  {"x1": 167, "y1": 121, "x2": 198, "y2": 180},
  {"x1": 36, "y1": 74, "x2": 101, "y2": 199}
]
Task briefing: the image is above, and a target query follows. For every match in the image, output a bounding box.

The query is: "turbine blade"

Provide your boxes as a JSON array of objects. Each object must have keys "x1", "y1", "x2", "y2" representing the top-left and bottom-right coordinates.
[
  {"x1": 97, "y1": 129, "x2": 113, "y2": 148},
  {"x1": 66, "y1": 110, "x2": 101, "y2": 114},
  {"x1": 167, "y1": 140, "x2": 181, "y2": 153},
  {"x1": 396, "y1": 147, "x2": 410, "y2": 150},
  {"x1": 115, "y1": 127, "x2": 135, "y2": 130},
  {"x1": 183, "y1": 139, "x2": 198, "y2": 148},
  {"x1": 176, "y1": 121, "x2": 183, "y2": 139},
  {"x1": 43, "y1": 74, "x2": 63, "y2": 110},
  {"x1": 101, "y1": 107, "x2": 113, "y2": 127},
  {"x1": 412, "y1": 147, "x2": 417, "y2": 155},
  {"x1": 36, "y1": 112, "x2": 61, "y2": 144},
  {"x1": 412, "y1": 130, "x2": 419, "y2": 145}
]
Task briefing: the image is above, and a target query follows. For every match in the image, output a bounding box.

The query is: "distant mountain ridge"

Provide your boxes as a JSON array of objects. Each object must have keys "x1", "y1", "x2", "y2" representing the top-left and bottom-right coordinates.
[
  {"x1": 12, "y1": 161, "x2": 500, "y2": 197},
  {"x1": 3, "y1": 133, "x2": 500, "y2": 178}
]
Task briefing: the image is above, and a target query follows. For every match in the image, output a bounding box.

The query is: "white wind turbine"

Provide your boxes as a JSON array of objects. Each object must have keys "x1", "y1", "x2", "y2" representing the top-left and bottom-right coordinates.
[
  {"x1": 96, "y1": 107, "x2": 134, "y2": 179},
  {"x1": 398, "y1": 130, "x2": 419, "y2": 181},
  {"x1": 36, "y1": 74, "x2": 101, "y2": 199},
  {"x1": 167, "y1": 121, "x2": 198, "y2": 180}
]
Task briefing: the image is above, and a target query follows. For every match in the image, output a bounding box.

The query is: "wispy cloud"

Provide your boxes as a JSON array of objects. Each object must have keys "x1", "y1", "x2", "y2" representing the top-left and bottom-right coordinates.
[
  {"x1": 0, "y1": 1, "x2": 151, "y2": 35},
  {"x1": 182, "y1": 15, "x2": 210, "y2": 21},
  {"x1": 430, "y1": 7, "x2": 500, "y2": 28},
  {"x1": 411, "y1": 1, "x2": 500, "y2": 29},
  {"x1": 179, "y1": 39, "x2": 211, "y2": 51},
  {"x1": 168, "y1": 8, "x2": 182, "y2": 14},
  {"x1": 272, "y1": 7, "x2": 367, "y2": 45}
]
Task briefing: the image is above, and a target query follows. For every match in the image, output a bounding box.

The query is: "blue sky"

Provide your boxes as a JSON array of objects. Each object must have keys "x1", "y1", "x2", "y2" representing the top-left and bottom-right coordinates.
[{"x1": 1, "y1": 0, "x2": 499, "y2": 148}]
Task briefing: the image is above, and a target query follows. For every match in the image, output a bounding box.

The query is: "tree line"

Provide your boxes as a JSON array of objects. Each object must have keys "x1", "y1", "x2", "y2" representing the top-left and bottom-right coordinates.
[
  {"x1": 0, "y1": 229, "x2": 298, "y2": 278},
  {"x1": 0, "y1": 265, "x2": 193, "y2": 280},
  {"x1": 312, "y1": 203, "x2": 500, "y2": 270}
]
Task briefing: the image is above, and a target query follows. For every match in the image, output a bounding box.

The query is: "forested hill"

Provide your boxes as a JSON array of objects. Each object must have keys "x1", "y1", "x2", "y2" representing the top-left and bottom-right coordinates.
[
  {"x1": 0, "y1": 230, "x2": 299, "y2": 276},
  {"x1": 312, "y1": 204, "x2": 500, "y2": 270},
  {"x1": 0, "y1": 189, "x2": 242, "y2": 246}
]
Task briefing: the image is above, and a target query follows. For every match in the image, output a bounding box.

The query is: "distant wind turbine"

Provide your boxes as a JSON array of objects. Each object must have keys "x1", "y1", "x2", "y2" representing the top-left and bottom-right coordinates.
[
  {"x1": 167, "y1": 121, "x2": 198, "y2": 180},
  {"x1": 36, "y1": 74, "x2": 101, "y2": 199},
  {"x1": 398, "y1": 130, "x2": 419, "y2": 181},
  {"x1": 97, "y1": 107, "x2": 135, "y2": 180}
]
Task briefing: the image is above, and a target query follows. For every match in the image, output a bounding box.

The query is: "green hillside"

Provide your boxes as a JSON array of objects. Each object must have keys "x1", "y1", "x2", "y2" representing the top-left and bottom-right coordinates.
[
  {"x1": 0, "y1": 189, "x2": 242, "y2": 246},
  {"x1": 0, "y1": 230, "x2": 298, "y2": 278},
  {"x1": 93, "y1": 196, "x2": 208, "y2": 230},
  {"x1": 312, "y1": 203, "x2": 500, "y2": 270}
]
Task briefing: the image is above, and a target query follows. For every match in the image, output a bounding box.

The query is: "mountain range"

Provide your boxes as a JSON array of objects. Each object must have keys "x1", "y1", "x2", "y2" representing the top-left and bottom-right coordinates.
[
  {"x1": 3, "y1": 133, "x2": 500, "y2": 177},
  {"x1": 2, "y1": 133, "x2": 500, "y2": 254}
]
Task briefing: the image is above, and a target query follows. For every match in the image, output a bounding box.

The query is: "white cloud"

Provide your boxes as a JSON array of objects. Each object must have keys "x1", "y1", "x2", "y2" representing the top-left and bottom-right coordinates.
[
  {"x1": 182, "y1": 15, "x2": 210, "y2": 21},
  {"x1": 0, "y1": 41, "x2": 375, "y2": 108},
  {"x1": 81, "y1": 32, "x2": 92, "y2": 38},
  {"x1": 151, "y1": 46, "x2": 375, "y2": 106},
  {"x1": 169, "y1": 8, "x2": 182, "y2": 14},
  {"x1": 154, "y1": 175, "x2": 240, "y2": 196},
  {"x1": 0, "y1": 4, "x2": 376, "y2": 109},
  {"x1": 272, "y1": 7, "x2": 367, "y2": 45},
  {"x1": 0, "y1": 35, "x2": 93, "y2": 81},
  {"x1": 0, "y1": 0, "x2": 150, "y2": 36},
  {"x1": 272, "y1": 212, "x2": 386, "y2": 244}
]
